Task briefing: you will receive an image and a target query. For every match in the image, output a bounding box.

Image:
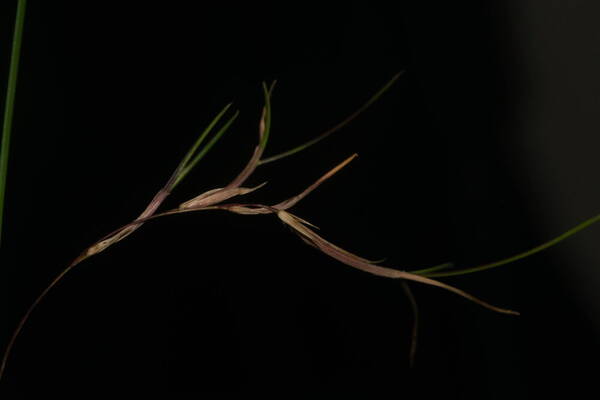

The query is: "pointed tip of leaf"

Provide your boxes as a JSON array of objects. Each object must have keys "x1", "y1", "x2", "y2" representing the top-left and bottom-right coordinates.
[{"x1": 273, "y1": 153, "x2": 358, "y2": 211}]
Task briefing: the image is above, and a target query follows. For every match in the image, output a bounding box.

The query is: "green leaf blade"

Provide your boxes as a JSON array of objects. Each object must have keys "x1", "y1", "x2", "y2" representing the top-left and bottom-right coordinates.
[
  {"x1": 0, "y1": 0, "x2": 28, "y2": 246},
  {"x1": 173, "y1": 109, "x2": 240, "y2": 187},
  {"x1": 259, "y1": 71, "x2": 403, "y2": 165}
]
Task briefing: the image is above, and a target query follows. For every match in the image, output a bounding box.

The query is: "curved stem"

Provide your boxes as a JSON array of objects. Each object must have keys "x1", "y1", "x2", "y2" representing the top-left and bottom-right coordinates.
[{"x1": 0, "y1": 255, "x2": 81, "y2": 381}]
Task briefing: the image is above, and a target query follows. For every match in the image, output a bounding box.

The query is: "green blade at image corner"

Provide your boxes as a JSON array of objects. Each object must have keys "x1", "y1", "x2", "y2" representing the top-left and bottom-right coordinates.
[{"x1": 0, "y1": 0, "x2": 28, "y2": 246}]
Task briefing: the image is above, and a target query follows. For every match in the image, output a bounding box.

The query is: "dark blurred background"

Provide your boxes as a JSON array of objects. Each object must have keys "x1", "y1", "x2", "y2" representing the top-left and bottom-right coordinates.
[{"x1": 1, "y1": 0, "x2": 599, "y2": 396}]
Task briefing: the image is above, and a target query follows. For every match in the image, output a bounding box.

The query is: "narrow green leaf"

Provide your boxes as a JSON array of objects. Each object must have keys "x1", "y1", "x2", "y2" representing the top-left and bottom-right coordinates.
[
  {"x1": 176, "y1": 103, "x2": 233, "y2": 173},
  {"x1": 258, "y1": 71, "x2": 404, "y2": 165},
  {"x1": 0, "y1": 0, "x2": 27, "y2": 246},
  {"x1": 173, "y1": 110, "x2": 240, "y2": 188},
  {"x1": 408, "y1": 261, "x2": 454, "y2": 275},
  {"x1": 415, "y1": 212, "x2": 600, "y2": 278}
]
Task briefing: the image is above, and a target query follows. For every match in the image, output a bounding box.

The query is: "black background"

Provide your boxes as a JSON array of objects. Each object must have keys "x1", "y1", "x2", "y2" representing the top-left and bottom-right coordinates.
[{"x1": 1, "y1": 0, "x2": 598, "y2": 396}]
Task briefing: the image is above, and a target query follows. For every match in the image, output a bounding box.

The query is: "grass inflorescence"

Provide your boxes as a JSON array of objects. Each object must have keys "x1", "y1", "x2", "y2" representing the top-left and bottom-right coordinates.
[{"x1": 1, "y1": 2, "x2": 599, "y2": 384}]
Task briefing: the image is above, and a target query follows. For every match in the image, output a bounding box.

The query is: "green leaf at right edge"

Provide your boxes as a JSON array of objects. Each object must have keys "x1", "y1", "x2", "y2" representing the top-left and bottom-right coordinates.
[{"x1": 412, "y1": 212, "x2": 600, "y2": 278}]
